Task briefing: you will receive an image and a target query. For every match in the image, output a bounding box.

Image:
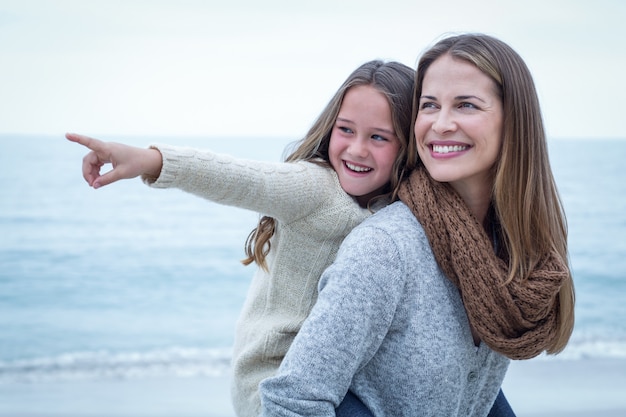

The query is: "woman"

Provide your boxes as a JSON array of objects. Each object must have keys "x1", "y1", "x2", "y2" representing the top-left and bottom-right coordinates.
[{"x1": 258, "y1": 33, "x2": 575, "y2": 416}]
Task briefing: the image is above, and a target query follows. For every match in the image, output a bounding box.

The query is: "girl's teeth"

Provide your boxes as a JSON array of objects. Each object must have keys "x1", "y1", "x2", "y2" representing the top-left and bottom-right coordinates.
[{"x1": 346, "y1": 162, "x2": 371, "y2": 172}]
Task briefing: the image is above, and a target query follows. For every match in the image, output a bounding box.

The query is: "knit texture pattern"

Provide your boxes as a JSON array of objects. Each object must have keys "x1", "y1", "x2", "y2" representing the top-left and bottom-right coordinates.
[{"x1": 398, "y1": 167, "x2": 566, "y2": 360}]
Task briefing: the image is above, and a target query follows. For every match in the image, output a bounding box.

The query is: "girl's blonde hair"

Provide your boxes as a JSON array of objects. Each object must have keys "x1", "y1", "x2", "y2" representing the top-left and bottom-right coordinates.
[
  {"x1": 242, "y1": 60, "x2": 416, "y2": 271},
  {"x1": 409, "y1": 33, "x2": 575, "y2": 354}
]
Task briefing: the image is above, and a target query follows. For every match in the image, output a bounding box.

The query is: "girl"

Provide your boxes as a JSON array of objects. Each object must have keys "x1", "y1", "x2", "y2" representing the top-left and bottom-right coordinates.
[{"x1": 67, "y1": 59, "x2": 415, "y2": 417}]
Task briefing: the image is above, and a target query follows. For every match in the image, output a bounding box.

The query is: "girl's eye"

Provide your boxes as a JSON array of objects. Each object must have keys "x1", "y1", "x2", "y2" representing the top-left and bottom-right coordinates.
[
  {"x1": 338, "y1": 126, "x2": 353, "y2": 134},
  {"x1": 371, "y1": 134, "x2": 387, "y2": 142}
]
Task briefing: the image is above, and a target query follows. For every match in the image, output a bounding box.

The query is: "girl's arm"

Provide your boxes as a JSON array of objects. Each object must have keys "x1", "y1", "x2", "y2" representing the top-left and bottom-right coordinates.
[
  {"x1": 66, "y1": 133, "x2": 162, "y2": 189},
  {"x1": 67, "y1": 134, "x2": 341, "y2": 222},
  {"x1": 142, "y1": 143, "x2": 341, "y2": 222}
]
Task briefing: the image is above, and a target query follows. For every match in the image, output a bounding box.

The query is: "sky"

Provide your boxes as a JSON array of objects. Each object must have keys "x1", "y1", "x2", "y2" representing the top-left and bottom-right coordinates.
[{"x1": 1, "y1": 0, "x2": 624, "y2": 140}]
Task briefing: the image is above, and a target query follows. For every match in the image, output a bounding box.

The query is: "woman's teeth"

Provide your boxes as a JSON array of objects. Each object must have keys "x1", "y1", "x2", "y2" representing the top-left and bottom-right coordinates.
[{"x1": 433, "y1": 145, "x2": 468, "y2": 154}]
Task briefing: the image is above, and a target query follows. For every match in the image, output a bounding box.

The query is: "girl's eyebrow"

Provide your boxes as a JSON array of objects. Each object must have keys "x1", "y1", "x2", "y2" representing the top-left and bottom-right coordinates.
[
  {"x1": 336, "y1": 117, "x2": 395, "y2": 136},
  {"x1": 373, "y1": 127, "x2": 396, "y2": 136}
]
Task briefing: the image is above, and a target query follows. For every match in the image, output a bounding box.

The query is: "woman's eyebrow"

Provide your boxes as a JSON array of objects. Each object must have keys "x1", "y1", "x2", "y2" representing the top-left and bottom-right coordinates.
[
  {"x1": 456, "y1": 94, "x2": 487, "y2": 103},
  {"x1": 420, "y1": 94, "x2": 487, "y2": 104}
]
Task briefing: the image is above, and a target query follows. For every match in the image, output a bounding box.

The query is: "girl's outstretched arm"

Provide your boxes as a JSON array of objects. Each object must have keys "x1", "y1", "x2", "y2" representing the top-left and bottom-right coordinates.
[{"x1": 66, "y1": 133, "x2": 162, "y2": 189}]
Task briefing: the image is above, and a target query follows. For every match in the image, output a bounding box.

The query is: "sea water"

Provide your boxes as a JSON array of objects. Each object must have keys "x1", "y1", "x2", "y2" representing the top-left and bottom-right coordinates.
[{"x1": 1, "y1": 134, "x2": 625, "y2": 384}]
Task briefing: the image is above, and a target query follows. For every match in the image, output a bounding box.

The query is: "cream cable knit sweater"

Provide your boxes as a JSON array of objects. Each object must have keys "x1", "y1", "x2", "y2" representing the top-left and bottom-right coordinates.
[{"x1": 144, "y1": 144, "x2": 371, "y2": 417}]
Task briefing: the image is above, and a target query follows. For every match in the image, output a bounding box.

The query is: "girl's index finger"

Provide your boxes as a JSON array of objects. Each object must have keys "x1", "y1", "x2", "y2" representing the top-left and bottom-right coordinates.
[{"x1": 65, "y1": 132, "x2": 103, "y2": 151}]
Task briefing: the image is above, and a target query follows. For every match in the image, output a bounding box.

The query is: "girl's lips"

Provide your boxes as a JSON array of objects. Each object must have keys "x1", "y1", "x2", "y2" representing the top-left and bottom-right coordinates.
[{"x1": 344, "y1": 161, "x2": 372, "y2": 173}]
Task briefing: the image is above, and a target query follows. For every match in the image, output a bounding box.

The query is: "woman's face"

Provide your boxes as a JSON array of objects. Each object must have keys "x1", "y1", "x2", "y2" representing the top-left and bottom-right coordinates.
[{"x1": 414, "y1": 54, "x2": 503, "y2": 201}]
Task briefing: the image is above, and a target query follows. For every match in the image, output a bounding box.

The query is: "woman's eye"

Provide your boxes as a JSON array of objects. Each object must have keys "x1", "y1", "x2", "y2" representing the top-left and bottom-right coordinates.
[
  {"x1": 459, "y1": 102, "x2": 478, "y2": 109},
  {"x1": 420, "y1": 102, "x2": 437, "y2": 110}
]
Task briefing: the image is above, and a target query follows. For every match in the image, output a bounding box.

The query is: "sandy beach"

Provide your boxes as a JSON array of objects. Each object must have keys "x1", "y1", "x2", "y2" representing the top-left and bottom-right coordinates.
[{"x1": 1, "y1": 357, "x2": 625, "y2": 416}]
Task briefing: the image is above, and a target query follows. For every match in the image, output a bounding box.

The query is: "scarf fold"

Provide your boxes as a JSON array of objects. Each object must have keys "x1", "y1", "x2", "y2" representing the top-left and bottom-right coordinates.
[{"x1": 398, "y1": 167, "x2": 566, "y2": 360}]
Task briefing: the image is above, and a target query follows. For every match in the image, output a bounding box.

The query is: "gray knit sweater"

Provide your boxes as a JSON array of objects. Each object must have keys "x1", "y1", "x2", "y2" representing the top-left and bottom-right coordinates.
[
  {"x1": 259, "y1": 201, "x2": 510, "y2": 417},
  {"x1": 144, "y1": 144, "x2": 372, "y2": 417}
]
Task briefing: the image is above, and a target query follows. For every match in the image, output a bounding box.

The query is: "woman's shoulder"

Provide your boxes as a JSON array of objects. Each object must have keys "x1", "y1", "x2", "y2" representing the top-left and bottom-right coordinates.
[
  {"x1": 364, "y1": 201, "x2": 420, "y2": 230},
  {"x1": 345, "y1": 201, "x2": 430, "y2": 256}
]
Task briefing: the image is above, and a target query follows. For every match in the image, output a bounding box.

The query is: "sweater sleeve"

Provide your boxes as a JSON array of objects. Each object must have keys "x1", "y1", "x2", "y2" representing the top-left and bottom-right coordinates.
[
  {"x1": 258, "y1": 218, "x2": 407, "y2": 416},
  {"x1": 142, "y1": 144, "x2": 339, "y2": 222}
]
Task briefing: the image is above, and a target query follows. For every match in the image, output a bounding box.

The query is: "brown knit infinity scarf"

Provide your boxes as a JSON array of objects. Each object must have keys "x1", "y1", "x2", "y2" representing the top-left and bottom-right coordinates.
[{"x1": 398, "y1": 167, "x2": 566, "y2": 360}]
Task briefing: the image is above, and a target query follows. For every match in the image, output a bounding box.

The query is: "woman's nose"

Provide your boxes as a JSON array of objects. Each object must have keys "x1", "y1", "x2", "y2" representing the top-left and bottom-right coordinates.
[{"x1": 431, "y1": 110, "x2": 456, "y2": 134}]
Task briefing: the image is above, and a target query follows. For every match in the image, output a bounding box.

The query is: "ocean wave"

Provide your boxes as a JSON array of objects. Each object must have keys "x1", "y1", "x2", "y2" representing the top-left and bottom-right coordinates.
[
  {"x1": 533, "y1": 337, "x2": 626, "y2": 361},
  {"x1": 3, "y1": 337, "x2": 626, "y2": 385},
  {"x1": 0, "y1": 347, "x2": 232, "y2": 384}
]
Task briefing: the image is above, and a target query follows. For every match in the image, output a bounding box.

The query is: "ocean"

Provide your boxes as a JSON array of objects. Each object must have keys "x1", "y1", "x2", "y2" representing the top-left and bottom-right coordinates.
[{"x1": 1, "y1": 135, "x2": 625, "y2": 399}]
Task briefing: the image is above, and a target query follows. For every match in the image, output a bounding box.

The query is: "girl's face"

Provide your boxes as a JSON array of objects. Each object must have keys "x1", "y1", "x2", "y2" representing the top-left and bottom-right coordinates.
[
  {"x1": 329, "y1": 84, "x2": 401, "y2": 207},
  {"x1": 414, "y1": 54, "x2": 503, "y2": 203}
]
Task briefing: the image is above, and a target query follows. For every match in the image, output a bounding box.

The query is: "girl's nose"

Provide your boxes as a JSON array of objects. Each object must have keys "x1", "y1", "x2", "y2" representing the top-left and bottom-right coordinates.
[{"x1": 348, "y1": 136, "x2": 369, "y2": 158}]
